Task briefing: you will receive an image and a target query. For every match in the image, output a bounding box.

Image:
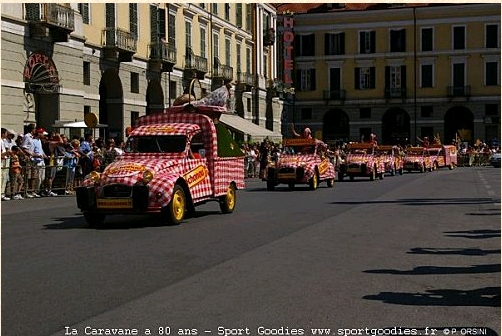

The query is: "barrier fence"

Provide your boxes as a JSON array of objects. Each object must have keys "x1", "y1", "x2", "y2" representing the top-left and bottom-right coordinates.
[
  {"x1": 1, "y1": 158, "x2": 84, "y2": 198},
  {"x1": 456, "y1": 153, "x2": 492, "y2": 167}
]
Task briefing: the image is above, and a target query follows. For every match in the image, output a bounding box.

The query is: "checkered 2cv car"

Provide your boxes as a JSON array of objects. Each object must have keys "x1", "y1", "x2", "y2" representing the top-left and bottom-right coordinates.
[
  {"x1": 338, "y1": 142, "x2": 386, "y2": 181},
  {"x1": 265, "y1": 138, "x2": 336, "y2": 191},
  {"x1": 76, "y1": 105, "x2": 245, "y2": 227},
  {"x1": 403, "y1": 146, "x2": 433, "y2": 173}
]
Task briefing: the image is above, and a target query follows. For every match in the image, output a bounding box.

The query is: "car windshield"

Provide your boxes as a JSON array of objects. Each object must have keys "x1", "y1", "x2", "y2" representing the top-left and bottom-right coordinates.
[
  {"x1": 283, "y1": 145, "x2": 316, "y2": 155},
  {"x1": 125, "y1": 135, "x2": 187, "y2": 153}
]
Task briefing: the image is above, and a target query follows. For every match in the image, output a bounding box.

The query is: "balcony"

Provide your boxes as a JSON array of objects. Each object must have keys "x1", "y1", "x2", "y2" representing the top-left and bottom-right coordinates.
[
  {"x1": 184, "y1": 48, "x2": 208, "y2": 80},
  {"x1": 102, "y1": 28, "x2": 137, "y2": 62},
  {"x1": 447, "y1": 85, "x2": 471, "y2": 99},
  {"x1": 213, "y1": 58, "x2": 234, "y2": 82},
  {"x1": 149, "y1": 42, "x2": 177, "y2": 72},
  {"x1": 236, "y1": 71, "x2": 254, "y2": 90},
  {"x1": 384, "y1": 87, "x2": 407, "y2": 99},
  {"x1": 25, "y1": 3, "x2": 74, "y2": 42},
  {"x1": 323, "y1": 90, "x2": 346, "y2": 101},
  {"x1": 263, "y1": 28, "x2": 276, "y2": 46}
]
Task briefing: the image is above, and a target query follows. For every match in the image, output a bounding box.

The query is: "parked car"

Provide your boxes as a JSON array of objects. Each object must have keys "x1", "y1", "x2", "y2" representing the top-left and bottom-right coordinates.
[{"x1": 490, "y1": 152, "x2": 501, "y2": 167}]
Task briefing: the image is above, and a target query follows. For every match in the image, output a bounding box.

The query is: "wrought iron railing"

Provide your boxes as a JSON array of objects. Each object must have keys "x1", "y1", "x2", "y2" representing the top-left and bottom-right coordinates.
[
  {"x1": 237, "y1": 71, "x2": 254, "y2": 86},
  {"x1": 384, "y1": 87, "x2": 407, "y2": 98},
  {"x1": 323, "y1": 90, "x2": 346, "y2": 100},
  {"x1": 447, "y1": 85, "x2": 471, "y2": 97},
  {"x1": 214, "y1": 63, "x2": 233, "y2": 80},
  {"x1": 102, "y1": 27, "x2": 137, "y2": 53},
  {"x1": 149, "y1": 42, "x2": 177, "y2": 64},
  {"x1": 185, "y1": 50, "x2": 208, "y2": 73},
  {"x1": 25, "y1": 3, "x2": 74, "y2": 31}
]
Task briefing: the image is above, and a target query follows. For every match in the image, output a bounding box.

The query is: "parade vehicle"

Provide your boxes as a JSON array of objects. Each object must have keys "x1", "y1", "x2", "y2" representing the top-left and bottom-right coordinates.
[
  {"x1": 265, "y1": 137, "x2": 335, "y2": 191},
  {"x1": 403, "y1": 146, "x2": 433, "y2": 173},
  {"x1": 338, "y1": 142, "x2": 385, "y2": 181},
  {"x1": 375, "y1": 145, "x2": 404, "y2": 176},
  {"x1": 426, "y1": 144, "x2": 458, "y2": 170},
  {"x1": 76, "y1": 87, "x2": 245, "y2": 227}
]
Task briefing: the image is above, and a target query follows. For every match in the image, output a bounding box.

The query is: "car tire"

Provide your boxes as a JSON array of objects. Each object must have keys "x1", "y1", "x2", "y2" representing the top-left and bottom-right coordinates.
[
  {"x1": 219, "y1": 184, "x2": 236, "y2": 214},
  {"x1": 326, "y1": 178, "x2": 335, "y2": 188},
  {"x1": 266, "y1": 180, "x2": 275, "y2": 191},
  {"x1": 166, "y1": 184, "x2": 186, "y2": 225},
  {"x1": 309, "y1": 173, "x2": 318, "y2": 190}
]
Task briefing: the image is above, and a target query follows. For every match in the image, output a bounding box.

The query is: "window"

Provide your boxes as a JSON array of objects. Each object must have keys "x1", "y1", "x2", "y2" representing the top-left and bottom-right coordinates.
[
  {"x1": 78, "y1": 3, "x2": 89, "y2": 24},
  {"x1": 390, "y1": 29, "x2": 406, "y2": 52},
  {"x1": 295, "y1": 34, "x2": 315, "y2": 56},
  {"x1": 185, "y1": 21, "x2": 192, "y2": 48},
  {"x1": 301, "y1": 108, "x2": 312, "y2": 120},
  {"x1": 246, "y1": 98, "x2": 251, "y2": 112},
  {"x1": 84, "y1": 105, "x2": 91, "y2": 116},
  {"x1": 325, "y1": 32, "x2": 345, "y2": 55},
  {"x1": 150, "y1": 5, "x2": 165, "y2": 43},
  {"x1": 129, "y1": 3, "x2": 138, "y2": 39},
  {"x1": 212, "y1": 3, "x2": 218, "y2": 15},
  {"x1": 359, "y1": 31, "x2": 376, "y2": 54},
  {"x1": 452, "y1": 63, "x2": 465, "y2": 87},
  {"x1": 225, "y1": 38, "x2": 231, "y2": 66},
  {"x1": 225, "y1": 4, "x2": 230, "y2": 21},
  {"x1": 246, "y1": 47, "x2": 251, "y2": 73},
  {"x1": 168, "y1": 12, "x2": 176, "y2": 46},
  {"x1": 360, "y1": 108, "x2": 371, "y2": 119},
  {"x1": 421, "y1": 64, "x2": 433, "y2": 88},
  {"x1": 421, "y1": 28, "x2": 433, "y2": 51},
  {"x1": 236, "y1": 42, "x2": 241, "y2": 72},
  {"x1": 131, "y1": 72, "x2": 139, "y2": 93},
  {"x1": 486, "y1": 24, "x2": 499, "y2": 48},
  {"x1": 245, "y1": 4, "x2": 251, "y2": 32},
  {"x1": 329, "y1": 68, "x2": 341, "y2": 91},
  {"x1": 131, "y1": 111, "x2": 139, "y2": 127},
  {"x1": 453, "y1": 26, "x2": 465, "y2": 50},
  {"x1": 200, "y1": 27, "x2": 206, "y2": 58},
  {"x1": 296, "y1": 69, "x2": 316, "y2": 91},
  {"x1": 83, "y1": 61, "x2": 90, "y2": 86},
  {"x1": 421, "y1": 106, "x2": 433, "y2": 118},
  {"x1": 213, "y1": 32, "x2": 220, "y2": 60},
  {"x1": 355, "y1": 67, "x2": 375, "y2": 90},
  {"x1": 485, "y1": 61, "x2": 499, "y2": 86},
  {"x1": 169, "y1": 80, "x2": 177, "y2": 100},
  {"x1": 236, "y1": 4, "x2": 242, "y2": 28}
]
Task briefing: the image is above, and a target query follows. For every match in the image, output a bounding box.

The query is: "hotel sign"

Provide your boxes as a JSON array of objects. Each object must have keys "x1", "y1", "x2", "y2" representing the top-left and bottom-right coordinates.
[{"x1": 282, "y1": 14, "x2": 294, "y2": 87}]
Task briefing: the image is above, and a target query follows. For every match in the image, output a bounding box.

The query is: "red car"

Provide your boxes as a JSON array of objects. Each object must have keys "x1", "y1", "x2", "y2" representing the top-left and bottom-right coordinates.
[
  {"x1": 376, "y1": 145, "x2": 404, "y2": 176},
  {"x1": 403, "y1": 147, "x2": 433, "y2": 173},
  {"x1": 426, "y1": 145, "x2": 458, "y2": 170},
  {"x1": 338, "y1": 142, "x2": 386, "y2": 181}
]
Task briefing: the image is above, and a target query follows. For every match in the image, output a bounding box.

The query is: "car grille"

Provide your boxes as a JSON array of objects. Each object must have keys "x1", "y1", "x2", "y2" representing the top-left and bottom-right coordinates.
[
  {"x1": 103, "y1": 184, "x2": 132, "y2": 198},
  {"x1": 279, "y1": 167, "x2": 295, "y2": 174}
]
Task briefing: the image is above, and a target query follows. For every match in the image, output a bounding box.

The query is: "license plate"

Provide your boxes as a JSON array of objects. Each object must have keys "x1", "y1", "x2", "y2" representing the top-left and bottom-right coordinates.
[
  {"x1": 97, "y1": 199, "x2": 133, "y2": 209},
  {"x1": 278, "y1": 173, "x2": 296, "y2": 179},
  {"x1": 347, "y1": 168, "x2": 361, "y2": 173}
]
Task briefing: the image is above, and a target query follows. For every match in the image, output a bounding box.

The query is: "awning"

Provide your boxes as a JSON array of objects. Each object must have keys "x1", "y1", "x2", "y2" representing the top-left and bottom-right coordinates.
[
  {"x1": 51, "y1": 120, "x2": 108, "y2": 128},
  {"x1": 219, "y1": 113, "x2": 283, "y2": 143}
]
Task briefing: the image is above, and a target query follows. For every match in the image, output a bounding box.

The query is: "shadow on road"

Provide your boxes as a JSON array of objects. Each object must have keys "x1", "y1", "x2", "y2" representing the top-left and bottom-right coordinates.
[
  {"x1": 42, "y1": 210, "x2": 220, "y2": 230},
  {"x1": 328, "y1": 197, "x2": 500, "y2": 206},
  {"x1": 363, "y1": 286, "x2": 501, "y2": 307},
  {"x1": 407, "y1": 247, "x2": 501, "y2": 256},
  {"x1": 444, "y1": 229, "x2": 501, "y2": 239},
  {"x1": 364, "y1": 263, "x2": 500, "y2": 275}
]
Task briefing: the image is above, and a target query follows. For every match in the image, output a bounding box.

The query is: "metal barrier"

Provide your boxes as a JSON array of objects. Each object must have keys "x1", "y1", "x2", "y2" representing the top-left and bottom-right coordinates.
[
  {"x1": 1, "y1": 160, "x2": 83, "y2": 199},
  {"x1": 457, "y1": 153, "x2": 492, "y2": 167}
]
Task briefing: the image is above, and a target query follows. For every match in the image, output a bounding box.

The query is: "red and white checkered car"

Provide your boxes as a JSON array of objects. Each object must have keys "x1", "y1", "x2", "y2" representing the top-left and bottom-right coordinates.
[
  {"x1": 76, "y1": 106, "x2": 245, "y2": 227},
  {"x1": 265, "y1": 138, "x2": 336, "y2": 191},
  {"x1": 338, "y1": 142, "x2": 386, "y2": 181}
]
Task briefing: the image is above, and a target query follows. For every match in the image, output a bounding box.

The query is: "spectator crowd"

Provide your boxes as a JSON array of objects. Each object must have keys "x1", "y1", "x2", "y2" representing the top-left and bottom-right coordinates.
[{"x1": 1, "y1": 124, "x2": 125, "y2": 201}]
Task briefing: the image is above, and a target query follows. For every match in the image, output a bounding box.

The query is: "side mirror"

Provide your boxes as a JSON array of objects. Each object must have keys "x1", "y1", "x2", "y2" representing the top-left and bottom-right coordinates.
[{"x1": 198, "y1": 149, "x2": 206, "y2": 158}]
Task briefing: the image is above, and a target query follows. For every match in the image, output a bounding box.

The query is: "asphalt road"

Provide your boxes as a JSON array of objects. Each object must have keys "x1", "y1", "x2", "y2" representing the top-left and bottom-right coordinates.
[{"x1": 1, "y1": 166, "x2": 500, "y2": 336}]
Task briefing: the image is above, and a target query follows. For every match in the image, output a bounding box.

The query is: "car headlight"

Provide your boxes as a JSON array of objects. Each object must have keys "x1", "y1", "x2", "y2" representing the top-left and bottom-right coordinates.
[
  {"x1": 142, "y1": 169, "x2": 154, "y2": 184},
  {"x1": 89, "y1": 171, "x2": 101, "y2": 183}
]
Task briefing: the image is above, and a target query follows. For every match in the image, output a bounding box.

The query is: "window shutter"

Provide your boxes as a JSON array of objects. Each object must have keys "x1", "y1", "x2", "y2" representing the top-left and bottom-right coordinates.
[
  {"x1": 401, "y1": 65, "x2": 407, "y2": 88},
  {"x1": 129, "y1": 4, "x2": 138, "y2": 39},
  {"x1": 295, "y1": 37, "x2": 301, "y2": 57},
  {"x1": 150, "y1": 5, "x2": 157, "y2": 43},
  {"x1": 324, "y1": 33, "x2": 329, "y2": 55},
  {"x1": 385, "y1": 66, "x2": 390, "y2": 88},
  {"x1": 311, "y1": 69, "x2": 316, "y2": 90},
  {"x1": 296, "y1": 69, "x2": 301, "y2": 91},
  {"x1": 25, "y1": 4, "x2": 40, "y2": 21},
  {"x1": 340, "y1": 33, "x2": 345, "y2": 54},
  {"x1": 355, "y1": 68, "x2": 360, "y2": 89},
  {"x1": 401, "y1": 29, "x2": 406, "y2": 52},
  {"x1": 359, "y1": 32, "x2": 364, "y2": 53},
  {"x1": 370, "y1": 67, "x2": 376, "y2": 88},
  {"x1": 370, "y1": 31, "x2": 376, "y2": 53}
]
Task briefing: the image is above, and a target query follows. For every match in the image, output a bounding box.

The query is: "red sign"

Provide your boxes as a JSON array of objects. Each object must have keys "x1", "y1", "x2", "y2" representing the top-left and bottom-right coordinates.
[
  {"x1": 282, "y1": 15, "x2": 294, "y2": 85},
  {"x1": 23, "y1": 51, "x2": 59, "y2": 83}
]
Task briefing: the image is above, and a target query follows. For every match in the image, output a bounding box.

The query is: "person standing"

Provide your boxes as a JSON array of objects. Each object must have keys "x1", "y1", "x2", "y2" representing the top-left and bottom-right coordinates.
[
  {"x1": 9, "y1": 146, "x2": 25, "y2": 200},
  {"x1": 1, "y1": 128, "x2": 11, "y2": 200},
  {"x1": 22, "y1": 126, "x2": 47, "y2": 198},
  {"x1": 79, "y1": 133, "x2": 94, "y2": 176}
]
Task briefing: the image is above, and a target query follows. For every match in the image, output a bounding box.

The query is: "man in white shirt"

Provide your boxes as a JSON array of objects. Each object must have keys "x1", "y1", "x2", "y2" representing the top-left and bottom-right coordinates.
[
  {"x1": 1, "y1": 128, "x2": 11, "y2": 200},
  {"x1": 22, "y1": 124, "x2": 48, "y2": 198}
]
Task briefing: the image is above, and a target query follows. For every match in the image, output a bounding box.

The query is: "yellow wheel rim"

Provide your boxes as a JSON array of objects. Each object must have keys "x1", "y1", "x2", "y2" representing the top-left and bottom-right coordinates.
[
  {"x1": 226, "y1": 186, "x2": 236, "y2": 210},
  {"x1": 312, "y1": 174, "x2": 318, "y2": 188},
  {"x1": 172, "y1": 189, "x2": 185, "y2": 221}
]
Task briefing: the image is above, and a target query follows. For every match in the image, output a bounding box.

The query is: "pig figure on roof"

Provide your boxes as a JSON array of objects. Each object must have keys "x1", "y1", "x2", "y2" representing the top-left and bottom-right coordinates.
[{"x1": 173, "y1": 82, "x2": 232, "y2": 109}]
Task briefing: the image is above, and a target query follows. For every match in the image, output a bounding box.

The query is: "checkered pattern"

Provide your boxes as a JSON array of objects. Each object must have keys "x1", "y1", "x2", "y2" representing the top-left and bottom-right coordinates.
[
  {"x1": 82, "y1": 108, "x2": 245, "y2": 211},
  {"x1": 277, "y1": 154, "x2": 335, "y2": 183}
]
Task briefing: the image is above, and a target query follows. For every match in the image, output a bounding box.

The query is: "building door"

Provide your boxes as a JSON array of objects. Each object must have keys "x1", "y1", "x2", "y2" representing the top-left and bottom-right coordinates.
[
  {"x1": 322, "y1": 109, "x2": 349, "y2": 145},
  {"x1": 382, "y1": 108, "x2": 410, "y2": 145}
]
